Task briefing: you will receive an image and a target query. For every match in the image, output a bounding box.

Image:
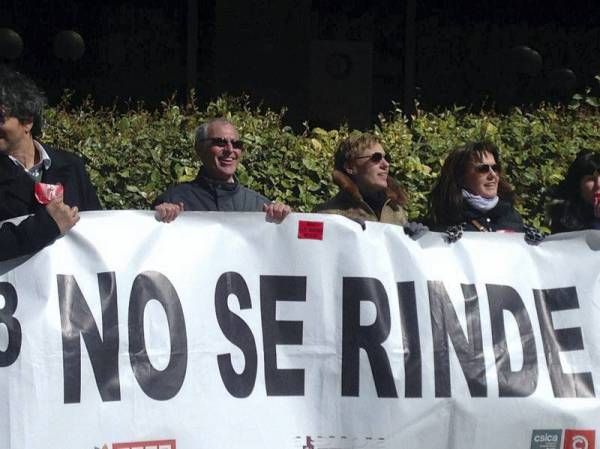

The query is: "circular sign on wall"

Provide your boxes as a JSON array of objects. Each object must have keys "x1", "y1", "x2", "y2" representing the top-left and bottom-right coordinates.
[
  {"x1": 53, "y1": 30, "x2": 85, "y2": 61},
  {"x1": 0, "y1": 28, "x2": 24, "y2": 60}
]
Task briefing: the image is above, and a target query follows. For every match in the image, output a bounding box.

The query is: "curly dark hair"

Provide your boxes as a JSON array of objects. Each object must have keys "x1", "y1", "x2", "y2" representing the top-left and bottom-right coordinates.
[
  {"x1": 549, "y1": 150, "x2": 600, "y2": 232},
  {"x1": 0, "y1": 65, "x2": 46, "y2": 137},
  {"x1": 428, "y1": 141, "x2": 515, "y2": 227}
]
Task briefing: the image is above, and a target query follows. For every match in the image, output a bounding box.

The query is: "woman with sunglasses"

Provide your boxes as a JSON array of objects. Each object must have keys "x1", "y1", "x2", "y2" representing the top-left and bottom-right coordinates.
[
  {"x1": 314, "y1": 133, "x2": 409, "y2": 225},
  {"x1": 548, "y1": 150, "x2": 600, "y2": 233},
  {"x1": 428, "y1": 141, "x2": 525, "y2": 233}
]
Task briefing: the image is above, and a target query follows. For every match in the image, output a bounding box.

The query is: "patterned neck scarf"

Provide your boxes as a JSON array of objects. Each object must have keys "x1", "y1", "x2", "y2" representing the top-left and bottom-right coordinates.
[{"x1": 462, "y1": 189, "x2": 499, "y2": 212}]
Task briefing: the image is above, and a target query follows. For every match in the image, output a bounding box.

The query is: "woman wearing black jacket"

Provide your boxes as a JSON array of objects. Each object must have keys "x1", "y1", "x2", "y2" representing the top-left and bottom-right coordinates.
[
  {"x1": 549, "y1": 150, "x2": 600, "y2": 233},
  {"x1": 428, "y1": 141, "x2": 525, "y2": 233}
]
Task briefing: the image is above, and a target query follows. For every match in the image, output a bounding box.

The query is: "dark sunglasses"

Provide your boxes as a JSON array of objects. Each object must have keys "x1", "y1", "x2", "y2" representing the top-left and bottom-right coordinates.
[
  {"x1": 200, "y1": 137, "x2": 244, "y2": 150},
  {"x1": 354, "y1": 152, "x2": 390, "y2": 164},
  {"x1": 473, "y1": 163, "x2": 500, "y2": 174}
]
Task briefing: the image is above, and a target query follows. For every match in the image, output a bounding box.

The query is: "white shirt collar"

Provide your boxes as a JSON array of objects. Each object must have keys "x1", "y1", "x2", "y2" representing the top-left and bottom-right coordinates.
[
  {"x1": 33, "y1": 141, "x2": 52, "y2": 170},
  {"x1": 8, "y1": 140, "x2": 52, "y2": 171},
  {"x1": 8, "y1": 140, "x2": 52, "y2": 179}
]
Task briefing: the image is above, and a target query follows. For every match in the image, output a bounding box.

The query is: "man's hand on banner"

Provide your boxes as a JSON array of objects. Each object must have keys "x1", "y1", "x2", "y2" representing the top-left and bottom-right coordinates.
[
  {"x1": 46, "y1": 195, "x2": 79, "y2": 234},
  {"x1": 154, "y1": 202, "x2": 184, "y2": 223},
  {"x1": 263, "y1": 202, "x2": 292, "y2": 223}
]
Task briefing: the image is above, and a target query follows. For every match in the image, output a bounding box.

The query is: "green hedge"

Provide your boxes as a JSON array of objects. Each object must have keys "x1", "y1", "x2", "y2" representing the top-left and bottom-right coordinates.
[{"x1": 43, "y1": 94, "x2": 600, "y2": 232}]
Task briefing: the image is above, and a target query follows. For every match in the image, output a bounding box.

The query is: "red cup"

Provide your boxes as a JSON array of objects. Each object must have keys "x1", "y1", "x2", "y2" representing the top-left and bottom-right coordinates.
[{"x1": 34, "y1": 182, "x2": 64, "y2": 205}]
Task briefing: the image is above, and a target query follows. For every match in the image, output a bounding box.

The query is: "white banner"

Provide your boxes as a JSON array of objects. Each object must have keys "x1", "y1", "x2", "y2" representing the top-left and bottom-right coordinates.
[{"x1": 0, "y1": 211, "x2": 599, "y2": 449}]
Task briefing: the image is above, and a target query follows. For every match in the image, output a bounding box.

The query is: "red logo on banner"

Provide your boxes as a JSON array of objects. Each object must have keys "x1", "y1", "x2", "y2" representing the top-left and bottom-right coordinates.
[
  {"x1": 34, "y1": 182, "x2": 63, "y2": 204},
  {"x1": 564, "y1": 430, "x2": 595, "y2": 449},
  {"x1": 112, "y1": 439, "x2": 176, "y2": 449},
  {"x1": 298, "y1": 220, "x2": 324, "y2": 240}
]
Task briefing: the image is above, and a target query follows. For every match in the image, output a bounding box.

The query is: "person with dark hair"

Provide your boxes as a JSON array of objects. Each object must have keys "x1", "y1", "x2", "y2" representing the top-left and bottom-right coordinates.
[
  {"x1": 549, "y1": 150, "x2": 600, "y2": 233},
  {"x1": 314, "y1": 133, "x2": 418, "y2": 230},
  {"x1": 0, "y1": 66, "x2": 101, "y2": 223},
  {"x1": 428, "y1": 141, "x2": 525, "y2": 234},
  {"x1": 153, "y1": 118, "x2": 291, "y2": 222}
]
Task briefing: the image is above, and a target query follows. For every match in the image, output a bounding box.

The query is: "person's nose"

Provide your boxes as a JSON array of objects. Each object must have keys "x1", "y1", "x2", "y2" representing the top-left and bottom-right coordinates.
[{"x1": 222, "y1": 140, "x2": 233, "y2": 153}]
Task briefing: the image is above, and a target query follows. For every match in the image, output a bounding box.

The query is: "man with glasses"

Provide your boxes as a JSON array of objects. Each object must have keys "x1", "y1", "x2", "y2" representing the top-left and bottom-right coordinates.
[
  {"x1": 154, "y1": 118, "x2": 291, "y2": 222},
  {"x1": 0, "y1": 67, "x2": 101, "y2": 224}
]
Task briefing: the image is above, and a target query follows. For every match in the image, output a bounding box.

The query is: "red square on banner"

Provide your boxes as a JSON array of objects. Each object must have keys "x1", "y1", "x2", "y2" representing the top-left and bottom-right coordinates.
[
  {"x1": 298, "y1": 220, "x2": 324, "y2": 240},
  {"x1": 564, "y1": 430, "x2": 595, "y2": 449}
]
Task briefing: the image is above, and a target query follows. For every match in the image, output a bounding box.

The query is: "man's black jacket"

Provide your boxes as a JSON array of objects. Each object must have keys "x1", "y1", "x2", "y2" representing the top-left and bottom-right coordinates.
[{"x1": 0, "y1": 146, "x2": 101, "y2": 221}]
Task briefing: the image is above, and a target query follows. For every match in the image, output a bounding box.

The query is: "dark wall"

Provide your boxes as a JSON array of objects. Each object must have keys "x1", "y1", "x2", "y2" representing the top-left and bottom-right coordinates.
[
  {"x1": 1, "y1": 0, "x2": 599, "y2": 127},
  {"x1": 1, "y1": 1, "x2": 193, "y2": 106}
]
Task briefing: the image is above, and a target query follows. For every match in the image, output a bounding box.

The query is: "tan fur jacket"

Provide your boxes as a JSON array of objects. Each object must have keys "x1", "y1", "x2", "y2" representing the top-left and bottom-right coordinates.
[{"x1": 314, "y1": 169, "x2": 408, "y2": 225}]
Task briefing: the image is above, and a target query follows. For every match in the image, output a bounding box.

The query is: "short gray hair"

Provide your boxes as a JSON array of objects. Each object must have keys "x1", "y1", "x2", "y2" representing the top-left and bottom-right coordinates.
[{"x1": 194, "y1": 118, "x2": 236, "y2": 153}]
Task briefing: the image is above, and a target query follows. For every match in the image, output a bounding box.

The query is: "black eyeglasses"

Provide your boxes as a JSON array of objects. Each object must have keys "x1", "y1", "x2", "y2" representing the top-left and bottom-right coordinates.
[
  {"x1": 354, "y1": 152, "x2": 390, "y2": 164},
  {"x1": 200, "y1": 137, "x2": 244, "y2": 150},
  {"x1": 473, "y1": 163, "x2": 500, "y2": 174}
]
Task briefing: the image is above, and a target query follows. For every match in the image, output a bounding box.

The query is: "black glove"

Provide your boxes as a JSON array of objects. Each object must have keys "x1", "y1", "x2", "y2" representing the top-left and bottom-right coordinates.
[
  {"x1": 445, "y1": 224, "x2": 464, "y2": 243},
  {"x1": 403, "y1": 221, "x2": 428, "y2": 240},
  {"x1": 523, "y1": 224, "x2": 546, "y2": 245}
]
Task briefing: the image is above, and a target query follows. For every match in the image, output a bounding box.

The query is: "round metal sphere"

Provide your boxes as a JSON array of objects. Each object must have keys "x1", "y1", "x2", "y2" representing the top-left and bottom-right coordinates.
[
  {"x1": 326, "y1": 52, "x2": 353, "y2": 80},
  {"x1": 0, "y1": 28, "x2": 24, "y2": 60},
  {"x1": 53, "y1": 30, "x2": 85, "y2": 61},
  {"x1": 510, "y1": 45, "x2": 542, "y2": 76},
  {"x1": 548, "y1": 68, "x2": 577, "y2": 94}
]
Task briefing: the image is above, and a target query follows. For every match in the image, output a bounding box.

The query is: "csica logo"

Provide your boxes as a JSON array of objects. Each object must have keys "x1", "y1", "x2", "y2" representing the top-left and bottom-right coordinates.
[{"x1": 534, "y1": 434, "x2": 559, "y2": 442}]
